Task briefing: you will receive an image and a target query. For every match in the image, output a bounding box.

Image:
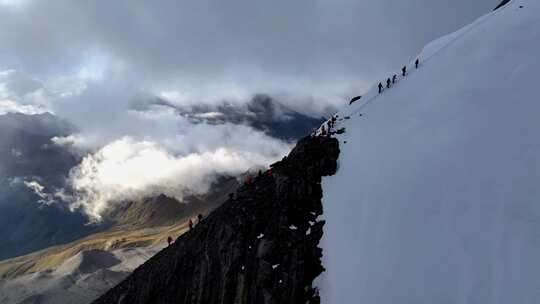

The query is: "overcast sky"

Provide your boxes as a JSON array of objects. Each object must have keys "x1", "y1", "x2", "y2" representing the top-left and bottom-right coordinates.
[
  {"x1": 0, "y1": 0, "x2": 498, "y2": 219},
  {"x1": 1, "y1": 0, "x2": 497, "y2": 110}
]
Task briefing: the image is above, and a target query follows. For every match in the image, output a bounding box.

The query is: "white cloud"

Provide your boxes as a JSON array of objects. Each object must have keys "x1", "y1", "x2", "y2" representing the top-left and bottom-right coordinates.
[
  {"x1": 10, "y1": 148, "x2": 22, "y2": 158},
  {"x1": 192, "y1": 112, "x2": 224, "y2": 119},
  {"x1": 66, "y1": 135, "x2": 289, "y2": 221},
  {"x1": 0, "y1": 99, "x2": 49, "y2": 115},
  {"x1": 23, "y1": 180, "x2": 56, "y2": 206},
  {"x1": 51, "y1": 134, "x2": 95, "y2": 152},
  {"x1": 0, "y1": 70, "x2": 54, "y2": 114},
  {"x1": 0, "y1": 1, "x2": 495, "y2": 113},
  {"x1": 0, "y1": 70, "x2": 43, "y2": 98}
]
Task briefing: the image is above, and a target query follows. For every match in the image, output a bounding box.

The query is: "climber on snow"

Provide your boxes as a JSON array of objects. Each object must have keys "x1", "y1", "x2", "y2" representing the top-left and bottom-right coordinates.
[
  {"x1": 402, "y1": 66, "x2": 407, "y2": 76},
  {"x1": 415, "y1": 58, "x2": 420, "y2": 69},
  {"x1": 167, "y1": 236, "x2": 173, "y2": 246},
  {"x1": 392, "y1": 74, "x2": 397, "y2": 84},
  {"x1": 378, "y1": 82, "x2": 383, "y2": 94},
  {"x1": 386, "y1": 78, "x2": 391, "y2": 89}
]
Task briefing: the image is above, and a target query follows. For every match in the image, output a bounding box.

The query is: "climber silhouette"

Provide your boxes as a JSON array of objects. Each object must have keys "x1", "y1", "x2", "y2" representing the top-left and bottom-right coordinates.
[
  {"x1": 415, "y1": 58, "x2": 420, "y2": 69},
  {"x1": 392, "y1": 74, "x2": 397, "y2": 84},
  {"x1": 386, "y1": 78, "x2": 391, "y2": 89},
  {"x1": 402, "y1": 66, "x2": 407, "y2": 76},
  {"x1": 245, "y1": 174, "x2": 253, "y2": 185},
  {"x1": 188, "y1": 219, "x2": 193, "y2": 230},
  {"x1": 378, "y1": 82, "x2": 383, "y2": 94},
  {"x1": 167, "y1": 236, "x2": 173, "y2": 246}
]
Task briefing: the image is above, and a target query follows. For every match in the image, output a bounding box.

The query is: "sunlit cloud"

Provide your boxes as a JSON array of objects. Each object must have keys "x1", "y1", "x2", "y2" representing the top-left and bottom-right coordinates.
[
  {"x1": 0, "y1": 99, "x2": 49, "y2": 115},
  {"x1": 65, "y1": 136, "x2": 289, "y2": 221}
]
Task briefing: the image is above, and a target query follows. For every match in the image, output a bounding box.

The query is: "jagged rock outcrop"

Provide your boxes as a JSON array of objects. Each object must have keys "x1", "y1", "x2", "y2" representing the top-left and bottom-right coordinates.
[
  {"x1": 494, "y1": 0, "x2": 511, "y2": 10},
  {"x1": 92, "y1": 135, "x2": 339, "y2": 304}
]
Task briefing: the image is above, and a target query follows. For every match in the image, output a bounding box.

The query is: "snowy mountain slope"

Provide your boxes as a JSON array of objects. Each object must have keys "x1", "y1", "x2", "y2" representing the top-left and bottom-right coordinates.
[{"x1": 318, "y1": 1, "x2": 540, "y2": 303}]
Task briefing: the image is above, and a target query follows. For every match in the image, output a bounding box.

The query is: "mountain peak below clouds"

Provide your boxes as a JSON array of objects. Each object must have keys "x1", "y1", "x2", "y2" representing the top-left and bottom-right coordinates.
[
  {"x1": 0, "y1": 112, "x2": 75, "y2": 137},
  {"x1": 137, "y1": 94, "x2": 327, "y2": 142}
]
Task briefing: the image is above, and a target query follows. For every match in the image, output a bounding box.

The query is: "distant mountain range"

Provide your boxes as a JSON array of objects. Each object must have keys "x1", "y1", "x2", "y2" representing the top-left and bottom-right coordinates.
[
  {"x1": 134, "y1": 94, "x2": 326, "y2": 141},
  {"x1": 0, "y1": 96, "x2": 324, "y2": 261},
  {"x1": 0, "y1": 95, "x2": 325, "y2": 303},
  {"x1": 0, "y1": 112, "x2": 74, "y2": 138},
  {"x1": 0, "y1": 177, "x2": 239, "y2": 304},
  {"x1": 0, "y1": 113, "x2": 89, "y2": 260}
]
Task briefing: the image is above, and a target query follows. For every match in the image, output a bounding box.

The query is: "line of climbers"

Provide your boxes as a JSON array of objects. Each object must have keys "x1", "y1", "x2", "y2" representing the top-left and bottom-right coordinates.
[
  {"x1": 317, "y1": 114, "x2": 337, "y2": 138},
  {"x1": 167, "y1": 167, "x2": 276, "y2": 246},
  {"x1": 167, "y1": 213, "x2": 205, "y2": 246},
  {"x1": 378, "y1": 58, "x2": 420, "y2": 94},
  {"x1": 167, "y1": 58, "x2": 422, "y2": 247},
  {"x1": 244, "y1": 168, "x2": 273, "y2": 187},
  {"x1": 316, "y1": 58, "x2": 424, "y2": 147},
  {"x1": 350, "y1": 58, "x2": 421, "y2": 105}
]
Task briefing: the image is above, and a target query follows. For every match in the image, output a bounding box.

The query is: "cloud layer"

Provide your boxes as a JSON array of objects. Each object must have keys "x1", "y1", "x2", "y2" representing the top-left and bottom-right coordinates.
[
  {"x1": 65, "y1": 135, "x2": 288, "y2": 221},
  {"x1": 0, "y1": 0, "x2": 496, "y2": 108},
  {"x1": 0, "y1": 0, "x2": 497, "y2": 220},
  {"x1": 57, "y1": 126, "x2": 290, "y2": 221}
]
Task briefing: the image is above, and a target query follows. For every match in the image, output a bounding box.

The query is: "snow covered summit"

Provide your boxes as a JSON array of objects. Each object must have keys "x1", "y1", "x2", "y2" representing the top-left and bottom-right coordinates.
[{"x1": 319, "y1": 1, "x2": 540, "y2": 303}]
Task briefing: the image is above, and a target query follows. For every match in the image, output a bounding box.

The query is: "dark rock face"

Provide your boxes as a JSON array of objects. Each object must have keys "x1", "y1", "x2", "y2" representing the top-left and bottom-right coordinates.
[
  {"x1": 92, "y1": 136, "x2": 339, "y2": 304},
  {"x1": 494, "y1": 0, "x2": 511, "y2": 11}
]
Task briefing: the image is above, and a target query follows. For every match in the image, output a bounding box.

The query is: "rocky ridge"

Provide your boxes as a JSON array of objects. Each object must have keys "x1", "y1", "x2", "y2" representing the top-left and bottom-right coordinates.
[{"x1": 92, "y1": 135, "x2": 339, "y2": 304}]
